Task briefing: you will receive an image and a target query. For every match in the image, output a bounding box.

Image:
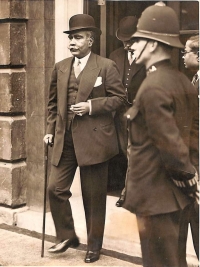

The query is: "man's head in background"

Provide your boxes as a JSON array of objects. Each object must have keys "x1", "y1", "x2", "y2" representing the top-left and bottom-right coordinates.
[
  {"x1": 183, "y1": 35, "x2": 199, "y2": 70},
  {"x1": 116, "y1": 16, "x2": 138, "y2": 51}
]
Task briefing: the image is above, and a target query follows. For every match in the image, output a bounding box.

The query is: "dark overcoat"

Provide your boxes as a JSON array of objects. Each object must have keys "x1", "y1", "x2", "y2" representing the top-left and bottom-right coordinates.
[
  {"x1": 109, "y1": 47, "x2": 146, "y2": 155},
  {"x1": 123, "y1": 60, "x2": 198, "y2": 216},
  {"x1": 46, "y1": 52, "x2": 127, "y2": 167}
]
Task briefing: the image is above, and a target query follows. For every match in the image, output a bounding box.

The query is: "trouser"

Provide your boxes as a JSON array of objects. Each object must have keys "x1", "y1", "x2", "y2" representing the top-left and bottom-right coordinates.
[
  {"x1": 190, "y1": 202, "x2": 199, "y2": 259},
  {"x1": 136, "y1": 207, "x2": 191, "y2": 267},
  {"x1": 178, "y1": 202, "x2": 199, "y2": 261},
  {"x1": 48, "y1": 129, "x2": 108, "y2": 251}
]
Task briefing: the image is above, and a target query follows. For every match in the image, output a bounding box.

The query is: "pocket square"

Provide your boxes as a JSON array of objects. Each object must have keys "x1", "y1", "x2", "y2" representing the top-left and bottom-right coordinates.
[{"x1": 94, "y1": 77, "x2": 102, "y2": 87}]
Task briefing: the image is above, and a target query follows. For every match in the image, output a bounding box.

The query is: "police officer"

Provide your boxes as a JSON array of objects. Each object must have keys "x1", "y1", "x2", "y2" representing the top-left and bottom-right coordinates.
[{"x1": 123, "y1": 3, "x2": 199, "y2": 267}]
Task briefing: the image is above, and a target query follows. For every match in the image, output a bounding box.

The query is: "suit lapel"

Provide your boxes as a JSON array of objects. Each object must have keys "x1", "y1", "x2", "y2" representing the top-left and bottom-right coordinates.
[
  {"x1": 58, "y1": 57, "x2": 73, "y2": 121},
  {"x1": 76, "y1": 53, "x2": 101, "y2": 103}
]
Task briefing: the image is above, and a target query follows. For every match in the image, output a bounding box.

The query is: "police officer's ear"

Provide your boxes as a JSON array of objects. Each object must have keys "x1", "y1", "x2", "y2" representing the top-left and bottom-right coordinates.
[{"x1": 149, "y1": 40, "x2": 158, "y2": 52}]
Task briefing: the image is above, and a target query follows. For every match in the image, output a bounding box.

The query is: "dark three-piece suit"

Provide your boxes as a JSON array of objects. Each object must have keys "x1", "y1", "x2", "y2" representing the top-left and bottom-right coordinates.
[{"x1": 46, "y1": 52, "x2": 127, "y2": 251}]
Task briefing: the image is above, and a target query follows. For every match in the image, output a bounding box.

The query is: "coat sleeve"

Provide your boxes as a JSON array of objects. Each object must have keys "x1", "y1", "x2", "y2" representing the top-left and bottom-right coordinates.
[
  {"x1": 46, "y1": 65, "x2": 58, "y2": 135},
  {"x1": 90, "y1": 60, "x2": 128, "y2": 115}
]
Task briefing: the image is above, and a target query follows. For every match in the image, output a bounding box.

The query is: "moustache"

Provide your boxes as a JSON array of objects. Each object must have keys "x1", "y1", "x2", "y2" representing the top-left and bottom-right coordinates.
[{"x1": 68, "y1": 46, "x2": 79, "y2": 52}]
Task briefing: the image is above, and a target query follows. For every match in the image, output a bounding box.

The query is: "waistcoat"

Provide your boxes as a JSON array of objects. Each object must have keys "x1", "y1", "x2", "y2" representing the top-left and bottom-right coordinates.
[
  {"x1": 66, "y1": 67, "x2": 83, "y2": 130},
  {"x1": 123, "y1": 55, "x2": 133, "y2": 103}
]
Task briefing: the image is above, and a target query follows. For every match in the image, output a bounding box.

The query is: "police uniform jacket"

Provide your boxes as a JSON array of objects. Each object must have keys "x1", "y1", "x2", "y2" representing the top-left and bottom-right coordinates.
[{"x1": 123, "y1": 60, "x2": 198, "y2": 216}]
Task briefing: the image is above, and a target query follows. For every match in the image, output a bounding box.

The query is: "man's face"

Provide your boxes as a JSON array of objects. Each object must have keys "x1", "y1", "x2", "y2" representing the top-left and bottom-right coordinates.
[
  {"x1": 130, "y1": 38, "x2": 149, "y2": 65},
  {"x1": 183, "y1": 40, "x2": 199, "y2": 70},
  {"x1": 68, "y1": 31, "x2": 92, "y2": 58},
  {"x1": 123, "y1": 40, "x2": 134, "y2": 51}
]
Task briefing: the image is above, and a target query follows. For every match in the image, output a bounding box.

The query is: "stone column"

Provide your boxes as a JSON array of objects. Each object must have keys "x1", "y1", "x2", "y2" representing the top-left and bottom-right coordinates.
[
  {"x1": 25, "y1": 0, "x2": 55, "y2": 211},
  {"x1": 0, "y1": 0, "x2": 27, "y2": 208}
]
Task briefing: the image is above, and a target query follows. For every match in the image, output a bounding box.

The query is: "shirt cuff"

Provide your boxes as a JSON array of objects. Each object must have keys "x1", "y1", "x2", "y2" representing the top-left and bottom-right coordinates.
[{"x1": 87, "y1": 100, "x2": 92, "y2": 115}]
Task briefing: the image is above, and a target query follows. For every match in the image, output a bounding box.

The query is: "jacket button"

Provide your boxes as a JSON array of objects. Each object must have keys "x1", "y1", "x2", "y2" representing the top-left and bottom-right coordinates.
[{"x1": 93, "y1": 127, "x2": 97, "y2": 131}]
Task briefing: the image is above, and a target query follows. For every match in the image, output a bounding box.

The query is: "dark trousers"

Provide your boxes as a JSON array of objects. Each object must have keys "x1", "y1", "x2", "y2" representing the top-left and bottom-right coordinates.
[
  {"x1": 179, "y1": 202, "x2": 199, "y2": 264},
  {"x1": 48, "y1": 129, "x2": 108, "y2": 251},
  {"x1": 189, "y1": 202, "x2": 199, "y2": 259},
  {"x1": 136, "y1": 208, "x2": 191, "y2": 267}
]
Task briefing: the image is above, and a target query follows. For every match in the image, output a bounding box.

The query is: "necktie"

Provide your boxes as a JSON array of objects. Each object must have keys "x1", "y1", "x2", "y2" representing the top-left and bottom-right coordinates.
[
  {"x1": 128, "y1": 51, "x2": 134, "y2": 65},
  {"x1": 74, "y1": 60, "x2": 81, "y2": 78},
  {"x1": 192, "y1": 73, "x2": 199, "y2": 86}
]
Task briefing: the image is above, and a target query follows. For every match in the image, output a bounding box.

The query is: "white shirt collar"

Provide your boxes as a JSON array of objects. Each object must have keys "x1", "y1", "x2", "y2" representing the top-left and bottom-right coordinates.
[
  {"x1": 74, "y1": 52, "x2": 91, "y2": 71},
  {"x1": 197, "y1": 70, "x2": 200, "y2": 79}
]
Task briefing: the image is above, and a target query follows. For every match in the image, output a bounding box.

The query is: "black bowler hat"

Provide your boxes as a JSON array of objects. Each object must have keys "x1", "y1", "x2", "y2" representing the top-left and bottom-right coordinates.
[
  {"x1": 63, "y1": 14, "x2": 102, "y2": 35},
  {"x1": 116, "y1": 16, "x2": 138, "y2": 41}
]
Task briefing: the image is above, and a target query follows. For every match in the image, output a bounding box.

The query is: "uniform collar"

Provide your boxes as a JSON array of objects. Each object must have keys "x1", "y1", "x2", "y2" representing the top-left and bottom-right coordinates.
[{"x1": 146, "y1": 59, "x2": 171, "y2": 75}]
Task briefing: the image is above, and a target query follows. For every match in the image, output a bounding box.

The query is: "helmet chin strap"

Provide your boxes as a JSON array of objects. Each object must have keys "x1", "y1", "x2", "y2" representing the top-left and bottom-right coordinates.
[{"x1": 135, "y1": 40, "x2": 148, "y2": 62}]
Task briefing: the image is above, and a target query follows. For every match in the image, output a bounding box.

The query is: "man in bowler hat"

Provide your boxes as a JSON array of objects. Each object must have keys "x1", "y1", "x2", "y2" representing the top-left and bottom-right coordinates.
[
  {"x1": 123, "y1": 3, "x2": 199, "y2": 267},
  {"x1": 108, "y1": 16, "x2": 146, "y2": 207},
  {"x1": 43, "y1": 14, "x2": 127, "y2": 263}
]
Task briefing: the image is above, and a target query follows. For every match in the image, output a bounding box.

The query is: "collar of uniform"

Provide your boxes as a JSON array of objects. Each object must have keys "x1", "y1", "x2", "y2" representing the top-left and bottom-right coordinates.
[
  {"x1": 146, "y1": 59, "x2": 171, "y2": 76},
  {"x1": 74, "y1": 52, "x2": 91, "y2": 71}
]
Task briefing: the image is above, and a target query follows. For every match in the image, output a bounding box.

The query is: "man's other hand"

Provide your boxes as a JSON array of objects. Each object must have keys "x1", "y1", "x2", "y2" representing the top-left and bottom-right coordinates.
[{"x1": 70, "y1": 102, "x2": 90, "y2": 116}]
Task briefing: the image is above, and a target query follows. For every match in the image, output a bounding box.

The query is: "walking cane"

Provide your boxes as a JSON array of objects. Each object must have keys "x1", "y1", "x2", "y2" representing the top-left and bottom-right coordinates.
[{"x1": 41, "y1": 141, "x2": 49, "y2": 257}]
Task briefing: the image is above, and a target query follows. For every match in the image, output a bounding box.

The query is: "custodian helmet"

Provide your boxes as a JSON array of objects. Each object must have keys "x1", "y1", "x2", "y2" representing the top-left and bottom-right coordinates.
[{"x1": 132, "y1": 2, "x2": 184, "y2": 48}]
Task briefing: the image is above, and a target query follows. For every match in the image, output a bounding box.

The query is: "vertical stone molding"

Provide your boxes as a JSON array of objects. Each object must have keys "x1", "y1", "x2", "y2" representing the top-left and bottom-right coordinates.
[{"x1": 26, "y1": 0, "x2": 55, "y2": 210}]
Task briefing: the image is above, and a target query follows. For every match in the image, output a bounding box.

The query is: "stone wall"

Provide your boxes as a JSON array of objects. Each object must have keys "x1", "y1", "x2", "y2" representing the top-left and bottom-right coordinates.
[
  {"x1": 0, "y1": 0, "x2": 55, "y2": 210},
  {"x1": 0, "y1": 0, "x2": 27, "y2": 208}
]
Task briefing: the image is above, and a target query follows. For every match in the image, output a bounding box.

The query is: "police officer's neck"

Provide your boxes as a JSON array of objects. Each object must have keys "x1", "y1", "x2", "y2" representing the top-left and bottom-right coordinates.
[{"x1": 145, "y1": 47, "x2": 171, "y2": 70}]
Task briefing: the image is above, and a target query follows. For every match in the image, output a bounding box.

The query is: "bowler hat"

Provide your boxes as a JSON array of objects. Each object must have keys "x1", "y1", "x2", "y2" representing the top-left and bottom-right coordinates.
[
  {"x1": 132, "y1": 2, "x2": 184, "y2": 48},
  {"x1": 116, "y1": 16, "x2": 138, "y2": 41},
  {"x1": 63, "y1": 14, "x2": 102, "y2": 35}
]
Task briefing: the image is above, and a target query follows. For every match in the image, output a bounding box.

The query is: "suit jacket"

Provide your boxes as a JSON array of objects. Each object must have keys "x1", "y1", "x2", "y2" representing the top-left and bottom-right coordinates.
[
  {"x1": 46, "y1": 52, "x2": 127, "y2": 167},
  {"x1": 123, "y1": 60, "x2": 198, "y2": 216},
  {"x1": 109, "y1": 47, "x2": 146, "y2": 155}
]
